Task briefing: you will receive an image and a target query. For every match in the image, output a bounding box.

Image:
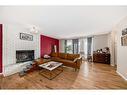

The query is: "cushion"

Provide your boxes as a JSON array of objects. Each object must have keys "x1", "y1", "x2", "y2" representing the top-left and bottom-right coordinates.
[
  {"x1": 50, "y1": 52, "x2": 58, "y2": 57},
  {"x1": 58, "y1": 53, "x2": 67, "y2": 59},
  {"x1": 60, "y1": 59, "x2": 74, "y2": 64},
  {"x1": 51, "y1": 57, "x2": 61, "y2": 62},
  {"x1": 67, "y1": 54, "x2": 80, "y2": 61}
]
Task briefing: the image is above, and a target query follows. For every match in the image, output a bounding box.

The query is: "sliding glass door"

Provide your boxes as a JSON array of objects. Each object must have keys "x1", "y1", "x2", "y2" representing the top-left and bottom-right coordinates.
[
  {"x1": 65, "y1": 39, "x2": 79, "y2": 54},
  {"x1": 65, "y1": 40, "x2": 73, "y2": 54},
  {"x1": 79, "y1": 37, "x2": 93, "y2": 59},
  {"x1": 64, "y1": 37, "x2": 93, "y2": 57},
  {"x1": 79, "y1": 38, "x2": 87, "y2": 59}
]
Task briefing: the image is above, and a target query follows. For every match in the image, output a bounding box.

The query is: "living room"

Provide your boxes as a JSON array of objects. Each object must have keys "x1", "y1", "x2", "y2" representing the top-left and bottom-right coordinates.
[{"x1": 0, "y1": 6, "x2": 127, "y2": 90}]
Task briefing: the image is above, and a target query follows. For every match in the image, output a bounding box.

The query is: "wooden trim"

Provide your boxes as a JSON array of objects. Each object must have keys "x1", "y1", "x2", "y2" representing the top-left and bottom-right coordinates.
[{"x1": 116, "y1": 71, "x2": 127, "y2": 81}]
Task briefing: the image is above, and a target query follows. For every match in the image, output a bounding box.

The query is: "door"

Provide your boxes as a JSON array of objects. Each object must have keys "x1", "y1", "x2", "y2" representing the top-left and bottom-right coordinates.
[{"x1": 0, "y1": 24, "x2": 2, "y2": 73}]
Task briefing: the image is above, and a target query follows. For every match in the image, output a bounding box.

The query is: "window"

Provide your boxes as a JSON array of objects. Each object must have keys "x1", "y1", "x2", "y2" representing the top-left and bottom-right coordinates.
[
  {"x1": 64, "y1": 37, "x2": 92, "y2": 57},
  {"x1": 65, "y1": 39, "x2": 79, "y2": 54},
  {"x1": 65, "y1": 40, "x2": 73, "y2": 54}
]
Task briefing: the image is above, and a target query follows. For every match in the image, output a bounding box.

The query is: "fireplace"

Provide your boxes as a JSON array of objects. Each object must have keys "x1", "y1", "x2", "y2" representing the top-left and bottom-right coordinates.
[{"x1": 16, "y1": 50, "x2": 34, "y2": 63}]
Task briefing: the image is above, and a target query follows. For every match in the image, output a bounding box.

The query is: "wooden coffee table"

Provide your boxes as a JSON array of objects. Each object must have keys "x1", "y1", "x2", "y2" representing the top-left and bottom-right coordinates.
[{"x1": 39, "y1": 61, "x2": 63, "y2": 80}]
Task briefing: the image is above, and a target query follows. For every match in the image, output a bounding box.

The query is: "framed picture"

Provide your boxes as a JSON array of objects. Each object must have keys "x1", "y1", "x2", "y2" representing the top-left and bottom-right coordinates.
[
  {"x1": 122, "y1": 28, "x2": 127, "y2": 36},
  {"x1": 121, "y1": 35, "x2": 127, "y2": 46},
  {"x1": 20, "y1": 33, "x2": 33, "y2": 41}
]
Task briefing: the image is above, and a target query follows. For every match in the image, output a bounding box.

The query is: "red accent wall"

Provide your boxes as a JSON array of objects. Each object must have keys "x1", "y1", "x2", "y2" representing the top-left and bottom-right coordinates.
[
  {"x1": 40, "y1": 35, "x2": 59, "y2": 57},
  {"x1": 0, "y1": 24, "x2": 2, "y2": 73}
]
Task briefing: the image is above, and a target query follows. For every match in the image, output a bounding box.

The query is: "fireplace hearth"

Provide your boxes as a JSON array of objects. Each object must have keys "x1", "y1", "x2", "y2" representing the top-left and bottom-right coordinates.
[{"x1": 16, "y1": 50, "x2": 34, "y2": 63}]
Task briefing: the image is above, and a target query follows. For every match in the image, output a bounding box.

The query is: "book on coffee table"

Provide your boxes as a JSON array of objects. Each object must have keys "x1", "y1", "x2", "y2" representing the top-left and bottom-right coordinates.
[{"x1": 39, "y1": 61, "x2": 63, "y2": 71}]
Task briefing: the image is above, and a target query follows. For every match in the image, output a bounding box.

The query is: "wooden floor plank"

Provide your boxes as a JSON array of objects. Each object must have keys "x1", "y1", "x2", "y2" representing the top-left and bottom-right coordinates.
[{"x1": 0, "y1": 61, "x2": 127, "y2": 89}]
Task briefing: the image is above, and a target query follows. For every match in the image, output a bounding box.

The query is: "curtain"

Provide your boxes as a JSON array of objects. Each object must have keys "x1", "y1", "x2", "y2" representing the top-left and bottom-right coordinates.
[
  {"x1": 64, "y1": 40, "x2": 67, "y2": 53},
  {"x1": 72, "y1": 39, "x2": 79, "y2": 54},
  {"x1": 79, "y1": 38, "x2": 87, "y2": 60},
  {"x1": 79, "y1": 38, "x2": 85, "y2": 55},
  {"x1": 87, "y1": 37, "x2": 92, "y2": 56}
]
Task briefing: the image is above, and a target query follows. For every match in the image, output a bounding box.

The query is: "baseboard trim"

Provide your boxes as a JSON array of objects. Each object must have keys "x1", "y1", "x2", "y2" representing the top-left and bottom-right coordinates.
[
  {"x1": 110, "y1": 64, "x2": 115, "y2": 66},
  {"x1": 116, "y1": 71, "x2": 127, "y2": 81}
]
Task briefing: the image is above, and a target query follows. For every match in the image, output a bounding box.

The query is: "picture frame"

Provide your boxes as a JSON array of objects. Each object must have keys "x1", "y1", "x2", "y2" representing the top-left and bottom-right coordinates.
[
  {"x1": 20, "y1": 33, "x2": 33, "y2": 41},
  {"x1": 121, "y1": 35, "x2": 127, "y2": 46},
  {"x1": 122, "y1": 28, "x2": 127, "y2": 36}
]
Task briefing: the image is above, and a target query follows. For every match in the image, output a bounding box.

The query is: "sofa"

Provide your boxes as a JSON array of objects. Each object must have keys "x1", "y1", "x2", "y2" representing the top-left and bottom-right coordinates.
[{"x1": 50, "y1": 52, "x2": 82, "y2": 70}]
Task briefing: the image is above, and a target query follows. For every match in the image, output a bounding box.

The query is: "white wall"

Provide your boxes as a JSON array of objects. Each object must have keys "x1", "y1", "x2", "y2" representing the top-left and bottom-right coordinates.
[
  {"x1": 93, "y1": 34, "x2": 109, "y2": 51},
  {"x1": 3, "y1": 24, "x2": 40, "y2": 76},
  {"x1": 114, "y1": 16, "x2": 127, "y2": 81},
  {"x1": 93, "y1": 33, "x2": 116, "y2": 66}
]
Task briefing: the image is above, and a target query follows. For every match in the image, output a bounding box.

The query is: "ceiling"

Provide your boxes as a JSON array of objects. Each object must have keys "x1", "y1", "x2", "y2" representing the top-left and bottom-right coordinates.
[{"x1": 1, "y1": 6, "x2": 127, "y2": 39}]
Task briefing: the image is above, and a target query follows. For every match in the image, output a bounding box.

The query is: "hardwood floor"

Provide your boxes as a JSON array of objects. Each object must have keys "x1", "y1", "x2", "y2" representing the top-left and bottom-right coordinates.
[{"x1": 0, "y1": 61, "x2": 127, "y2": 89}]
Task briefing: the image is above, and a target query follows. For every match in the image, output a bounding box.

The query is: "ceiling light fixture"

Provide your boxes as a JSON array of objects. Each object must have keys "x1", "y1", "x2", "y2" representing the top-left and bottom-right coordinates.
[{"x1": 30, "y1": 26, "x2": 39, "y2": 34}]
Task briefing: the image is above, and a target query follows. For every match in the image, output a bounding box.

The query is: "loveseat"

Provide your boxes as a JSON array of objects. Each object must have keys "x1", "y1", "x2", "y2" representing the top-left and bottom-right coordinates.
[{"x1": 50, "y1": 52, "x2": 82, "y2": 70}]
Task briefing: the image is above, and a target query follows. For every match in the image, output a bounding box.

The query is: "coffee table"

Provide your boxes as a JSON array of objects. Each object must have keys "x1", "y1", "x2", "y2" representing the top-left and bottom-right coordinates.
[{"x1": 39, "y1": 61, "x2": 63, "y2": 80}]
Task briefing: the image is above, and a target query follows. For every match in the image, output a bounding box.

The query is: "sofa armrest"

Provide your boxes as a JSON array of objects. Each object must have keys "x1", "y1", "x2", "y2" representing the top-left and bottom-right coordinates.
[
  {"x1": 73, "y1": 57, "x2": 82, "y2": 67},
  {"x1": 73, "y1": 58, "x2": 78, "y2": 63},
  {"x1": 73, "y1": 56, "x2": 82, "y2": 62}
]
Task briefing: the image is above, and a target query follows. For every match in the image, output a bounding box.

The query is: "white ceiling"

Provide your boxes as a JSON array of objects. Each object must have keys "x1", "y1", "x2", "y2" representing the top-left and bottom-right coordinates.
[{"x1": 1, "y1": 6, "x2": 127, "y2": 39}]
